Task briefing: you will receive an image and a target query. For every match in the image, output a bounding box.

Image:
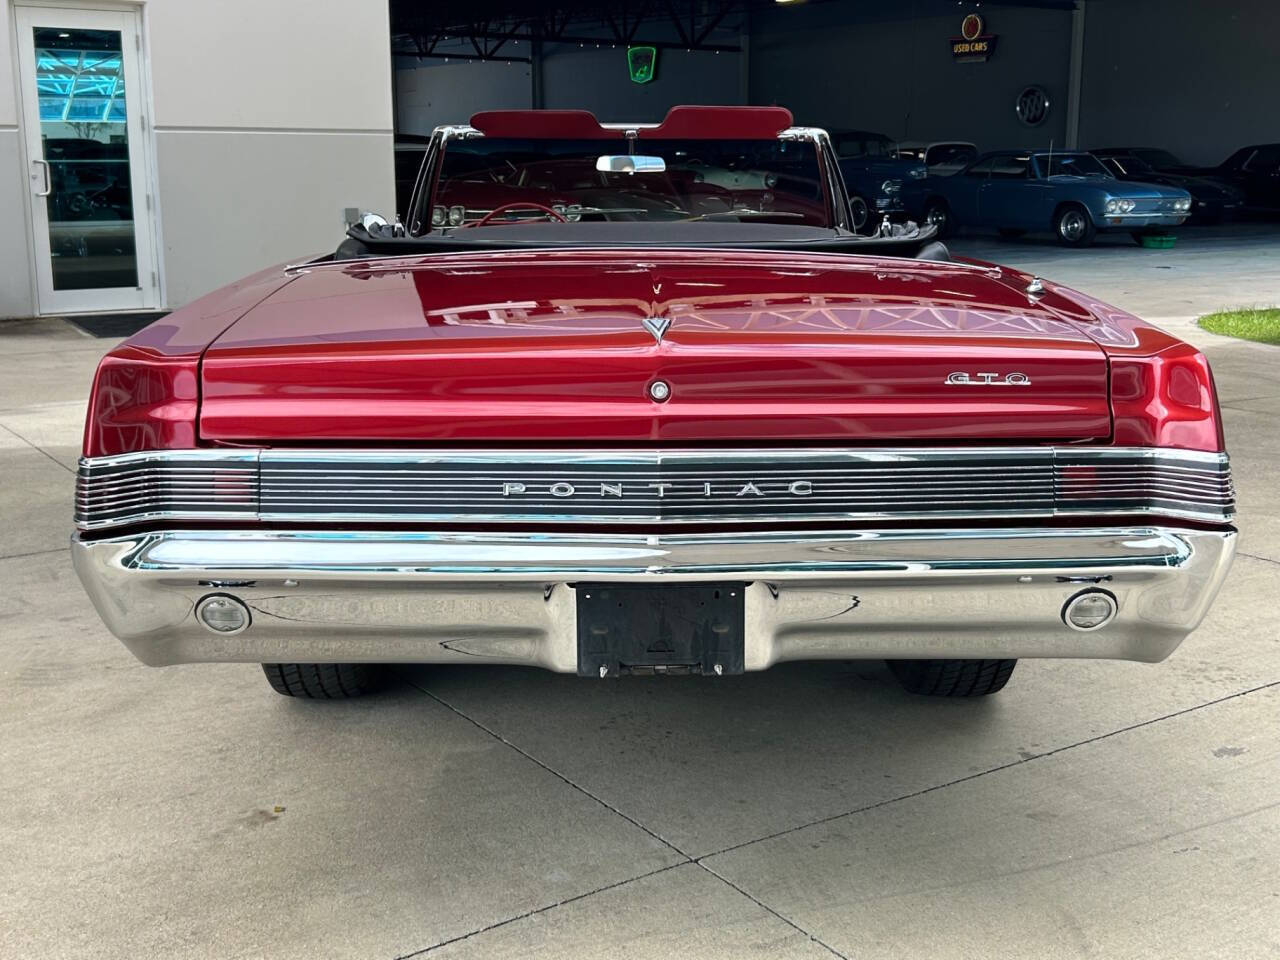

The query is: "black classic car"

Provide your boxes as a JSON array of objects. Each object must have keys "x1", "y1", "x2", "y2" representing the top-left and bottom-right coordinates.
[
  {"x1": 1104, "y1": 146, "x2": 1202, "y2": 175},
  {"x1": 830, "y1": 129, "x2": 926, "y2": 232},
  {"x1": 1208, "y1": 144, "x2": 1280, "y2": 215},
  {"x1": 1093, "y1": 148, "x2": 1245, "y2": 223},
  {"x1": 893, "y1": 140, "x2": 979, "y2": 176},
  {"x1": 1106, "y1": 144, "x2": 1280, "y2": 217}
]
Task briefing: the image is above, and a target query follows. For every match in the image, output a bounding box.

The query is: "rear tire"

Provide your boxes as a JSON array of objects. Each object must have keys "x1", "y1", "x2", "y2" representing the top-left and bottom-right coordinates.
[
  {"x1": 849, "y1": 194, "x2": 871, "y2": 233},
  {"x1": 262, "y1": 662, "x2": 383, "y2": 699},
  {"x1": 1053, "y1": 204, "x2": 1095, "y2": 247},
  {"x1": 923, "y1": 198, "x2": 953, "y2": 238},
  {"x1": 886, "y1": 658, "x2": 1017, "y2": 697}
]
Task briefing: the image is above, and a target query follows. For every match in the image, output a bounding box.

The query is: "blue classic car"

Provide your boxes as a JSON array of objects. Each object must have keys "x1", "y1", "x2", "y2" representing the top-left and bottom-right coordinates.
[
  {"x1": 830, "y1": 130, "x2": 926, "y2": 232},
  {"x1": 919, "y1": 151, "x2": 1193, "y2": 246}
]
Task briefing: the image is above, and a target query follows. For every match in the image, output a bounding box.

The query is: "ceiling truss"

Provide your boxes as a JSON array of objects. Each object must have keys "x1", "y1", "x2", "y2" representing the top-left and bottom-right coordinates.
[{"x1": 391, "y1": 0, "x2": 747, "y2": 62}]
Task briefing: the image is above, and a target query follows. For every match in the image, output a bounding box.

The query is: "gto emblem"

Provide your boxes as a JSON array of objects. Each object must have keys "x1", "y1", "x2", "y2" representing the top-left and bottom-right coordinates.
[{"x1": 945, "y1": 371, "x2": 1031, "y2": 386}]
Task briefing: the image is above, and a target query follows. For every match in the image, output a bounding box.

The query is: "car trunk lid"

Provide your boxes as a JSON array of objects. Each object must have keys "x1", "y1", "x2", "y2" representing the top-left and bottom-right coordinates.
[{"x1": 199, "y1": 250, "x2": 1112, "y2": 444}]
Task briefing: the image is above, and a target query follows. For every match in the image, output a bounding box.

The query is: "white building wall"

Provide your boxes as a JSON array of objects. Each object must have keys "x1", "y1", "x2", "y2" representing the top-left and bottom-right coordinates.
[
  {"x1": 144, "y1": 0, "x2": 394, "y2": 307},
  {"x1": 1, "y1": 0, "x2": 394, "y2": 317},
  {"x1": 1, "y1": 6, "x2": 35, "y2": 317}
]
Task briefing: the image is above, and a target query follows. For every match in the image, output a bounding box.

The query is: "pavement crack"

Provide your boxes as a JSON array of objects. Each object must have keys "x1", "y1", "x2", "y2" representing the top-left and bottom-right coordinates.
[
  {"x1": 696, "y1": 861, "x2": 851, "y2": 959},
  {"x1": 1239, "y1": 551, "x2": 1280, "y2": 567},
  {"x1": 402, "y1": 680, "x2": 853, "y2": 959},
  {"x1": 0, "y1": 547, "x2": 67, "y2": 562},
  {"x1": 399, "y1": 677, "x2": 1278, "y2": 959},
  {"x1": 388, "y1": 863, "x2": 685, "y2": 959},
  {"x1": 404, "y1": 677, "x2": 695, "y2": 861},
  {"x1": 1219, "y1": 394, "x2": 1280, "y2": 404},
  {"x1": 0, "y1": 422, "x2": 75, "y2": 475},
  {"x1": 694, "y1": 678, "x2": 1280, "y2": 864}
]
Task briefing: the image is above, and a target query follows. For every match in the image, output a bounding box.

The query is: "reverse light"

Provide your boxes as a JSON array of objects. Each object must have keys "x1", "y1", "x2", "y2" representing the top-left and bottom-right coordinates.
[
  {"x1": 196, "y1": 594, "x2": 251, "y2": 635},
  {"x1": 1062, "y1": 590, "x2": 1117, "y2": 631},
  {"x1": 1110, "y1": 343, "x2": 1225, "y2": 452}
]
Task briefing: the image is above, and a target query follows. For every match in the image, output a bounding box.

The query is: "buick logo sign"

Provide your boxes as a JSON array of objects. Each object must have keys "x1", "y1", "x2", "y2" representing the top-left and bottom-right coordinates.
[{"x1": 1016, "y1": 86, "x2": 1051, "y2": 126}]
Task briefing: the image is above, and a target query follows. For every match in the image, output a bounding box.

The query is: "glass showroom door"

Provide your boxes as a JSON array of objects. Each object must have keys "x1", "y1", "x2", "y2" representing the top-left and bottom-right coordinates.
[{"x1": 14, "y1": 6, "x2": 160, "y2": 314}]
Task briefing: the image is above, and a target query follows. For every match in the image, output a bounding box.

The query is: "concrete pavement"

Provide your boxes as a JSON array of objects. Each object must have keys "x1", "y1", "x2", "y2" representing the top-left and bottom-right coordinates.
[{"x1": 1, "y1": 229, "x2": 1277, "y2": 959}]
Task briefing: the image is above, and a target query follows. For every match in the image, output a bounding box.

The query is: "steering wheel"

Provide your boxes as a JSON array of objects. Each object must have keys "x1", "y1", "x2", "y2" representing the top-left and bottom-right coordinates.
[{"x1": 468, "y1": 203, "x2": 567, "y2": 227}]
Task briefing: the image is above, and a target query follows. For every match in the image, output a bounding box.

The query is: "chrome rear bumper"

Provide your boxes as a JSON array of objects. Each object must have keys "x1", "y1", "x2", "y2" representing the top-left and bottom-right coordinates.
[{"x1": 71, "y1": 526, "x2": 1235, "y2": 670}]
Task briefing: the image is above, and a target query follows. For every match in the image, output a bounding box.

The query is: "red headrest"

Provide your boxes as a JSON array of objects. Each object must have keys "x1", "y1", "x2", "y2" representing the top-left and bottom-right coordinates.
[
  {"x1": 638, "y1": 105, "x2": 795, "y2": 139},
  {"x1": 468, "y1": 110, "x2": 620, "y2": 139}
]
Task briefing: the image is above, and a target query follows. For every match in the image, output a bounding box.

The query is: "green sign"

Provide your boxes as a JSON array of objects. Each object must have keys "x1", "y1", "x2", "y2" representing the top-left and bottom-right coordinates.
[{"x1": 627, "y1": 46, "x2": 657, "y2": 84}]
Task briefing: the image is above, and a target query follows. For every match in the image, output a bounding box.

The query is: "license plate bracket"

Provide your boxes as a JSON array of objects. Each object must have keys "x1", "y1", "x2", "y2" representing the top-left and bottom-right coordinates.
[{"x1": 576, "y1": 582, "x2": 746, "y2": 677}]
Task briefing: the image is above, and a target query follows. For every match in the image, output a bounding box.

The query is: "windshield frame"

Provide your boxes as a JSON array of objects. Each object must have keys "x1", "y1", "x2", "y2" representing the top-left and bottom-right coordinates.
[
  {"x1": 408, "y1": 125, "x2": 849, "y2": 237},
  {"x1": 1032, "y1": 152, "x2": 1114, "y2": 179},
  {"x1": 1100, "y1": 153, "x2": 1156, "y2": 177}
]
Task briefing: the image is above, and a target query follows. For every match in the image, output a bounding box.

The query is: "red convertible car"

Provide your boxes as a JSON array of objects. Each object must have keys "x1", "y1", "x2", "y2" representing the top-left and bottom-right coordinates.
[{"x1": 72, "y1": 106, "x2": 1235, "y2": 701}]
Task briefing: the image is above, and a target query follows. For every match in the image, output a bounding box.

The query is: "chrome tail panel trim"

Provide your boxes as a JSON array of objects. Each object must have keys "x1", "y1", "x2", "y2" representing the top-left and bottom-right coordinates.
[{"x1": 75, "y1": 447, "x2": 1235, "y2": 530}]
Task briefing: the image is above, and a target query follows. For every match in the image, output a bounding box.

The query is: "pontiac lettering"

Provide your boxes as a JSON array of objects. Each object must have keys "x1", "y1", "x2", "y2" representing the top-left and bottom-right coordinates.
[{"x1": 499, "y1": 481, "x2": 816, "y2": 499}]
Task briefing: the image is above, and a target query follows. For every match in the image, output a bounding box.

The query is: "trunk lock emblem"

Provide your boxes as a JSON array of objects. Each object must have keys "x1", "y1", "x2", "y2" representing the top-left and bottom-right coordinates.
[
  {"x1": 649, "y1": 380, "x2": 671, "y2": 402},
  {"x1": 642, "y1": 315, "x2": 672, "y2": 344}
]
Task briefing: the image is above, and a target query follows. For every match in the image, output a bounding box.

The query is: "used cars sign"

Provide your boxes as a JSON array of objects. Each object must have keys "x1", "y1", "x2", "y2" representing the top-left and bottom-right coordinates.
[{"x1": 950, "y1": 13, "x2": 996, "y2": 62}]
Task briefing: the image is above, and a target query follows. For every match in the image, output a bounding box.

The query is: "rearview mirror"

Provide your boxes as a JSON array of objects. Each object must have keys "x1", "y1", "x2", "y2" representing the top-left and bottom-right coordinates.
[{"x1": 596, "y1": 154, "x2": 666, "y2": 174}]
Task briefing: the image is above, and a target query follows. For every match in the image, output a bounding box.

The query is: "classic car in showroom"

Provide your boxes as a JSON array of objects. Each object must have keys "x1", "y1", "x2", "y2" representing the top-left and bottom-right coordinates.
[
  {"x1": 1115, "y1": 143, "x2": 1280, "y2": 216},
  {"x1": 829, "y1": 129, "x2": 927, "y2": 232},
  {"x1": 920, "y1": 150, "x2": 1194, "y2": 245},
  {"x1": 1093, "y1": 148, "x2": 1245, "y2": 223},
  {"x1": 71, "y1": 106, "x2": 1235, "y2": 702},
  {"x1": 1204, "y1": 143, "x2": 1280, "y2": 215},
  {"x1": 893, "y1": 140, "x2": 979, "y2": 176}
]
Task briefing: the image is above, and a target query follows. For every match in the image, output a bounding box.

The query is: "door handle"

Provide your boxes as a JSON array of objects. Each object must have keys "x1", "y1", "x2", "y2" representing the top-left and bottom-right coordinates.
[{"x1": 32, "y1": 158, "x2": 51, "y2": 197}]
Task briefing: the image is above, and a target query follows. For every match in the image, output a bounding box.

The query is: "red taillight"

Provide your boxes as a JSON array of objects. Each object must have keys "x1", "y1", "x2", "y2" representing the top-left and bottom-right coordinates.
[
  {"x1": 1110, "y1": 344, "x2": 1225, "y2": 452},
  {"x1": 82, "y1": 346, "x2": 199, "y2": 458}
]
